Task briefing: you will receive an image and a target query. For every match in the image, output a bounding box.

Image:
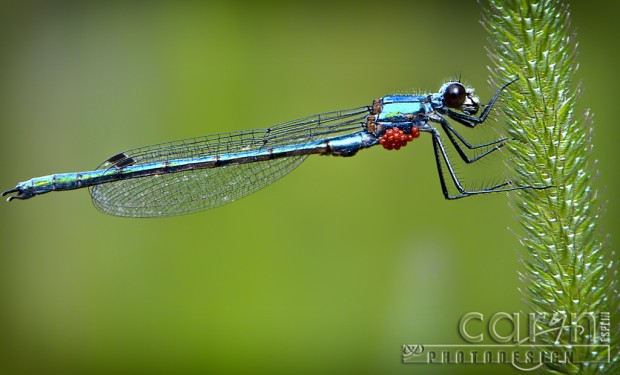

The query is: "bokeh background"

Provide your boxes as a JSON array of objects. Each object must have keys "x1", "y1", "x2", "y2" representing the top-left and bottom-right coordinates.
[{"x1": 0, "y1": 1, "x2": 617, "y2": 374}]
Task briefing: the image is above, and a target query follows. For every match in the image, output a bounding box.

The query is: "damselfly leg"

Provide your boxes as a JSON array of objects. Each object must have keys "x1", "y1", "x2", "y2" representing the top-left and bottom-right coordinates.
[
  {"x1": 435, "y1": 115, "x2": 507, "y2": 163},
  {"x1": 445, "y1": 78, "x2": 518, "y2": 128},
  {"x1": 426, "y1": 78, "x2": 547, "y2": 199}
]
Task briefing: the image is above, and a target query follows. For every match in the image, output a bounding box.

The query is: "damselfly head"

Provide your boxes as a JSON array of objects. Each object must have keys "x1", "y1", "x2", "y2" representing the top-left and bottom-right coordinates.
[
  {"x1": 439, "y1": 82, "x2": 480, "y2": 115},
  {"x1": 462, "y1": 87, "x2": 480, "y2": 115}
]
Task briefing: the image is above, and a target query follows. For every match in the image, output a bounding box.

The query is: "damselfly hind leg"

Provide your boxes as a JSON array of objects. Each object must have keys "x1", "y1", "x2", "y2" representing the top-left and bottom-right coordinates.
[{"x1": 428, "y1": 124, "x2": 549, "y2": 200}]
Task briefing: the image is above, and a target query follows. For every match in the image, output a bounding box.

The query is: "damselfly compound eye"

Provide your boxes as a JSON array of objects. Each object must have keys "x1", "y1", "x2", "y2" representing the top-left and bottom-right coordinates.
[{"x1": 443, "y1": 83, "x2": 467, "y2": 108}]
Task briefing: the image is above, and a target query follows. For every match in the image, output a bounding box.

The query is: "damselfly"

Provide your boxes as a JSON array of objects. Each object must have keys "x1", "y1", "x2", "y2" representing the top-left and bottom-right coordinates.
[{"x1": 3, "y1": 78, "x2": 546, "y2": 217}]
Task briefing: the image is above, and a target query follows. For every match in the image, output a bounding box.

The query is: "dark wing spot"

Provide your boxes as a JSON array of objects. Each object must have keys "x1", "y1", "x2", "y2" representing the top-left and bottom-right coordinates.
[{"x1": 105, "y1": 153, "x2": 136, "y2": 168}]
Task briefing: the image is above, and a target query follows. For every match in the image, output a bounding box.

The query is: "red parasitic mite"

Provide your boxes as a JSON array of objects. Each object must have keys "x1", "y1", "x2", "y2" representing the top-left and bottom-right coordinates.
[{"x1": 379, "y1": 127, "x2": 420, "y2": 150}]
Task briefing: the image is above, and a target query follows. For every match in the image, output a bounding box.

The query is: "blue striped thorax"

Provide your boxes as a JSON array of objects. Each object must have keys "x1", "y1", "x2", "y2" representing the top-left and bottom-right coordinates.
[{"x1": 370, "y1": 95, "x2": 432, "y2": 137}]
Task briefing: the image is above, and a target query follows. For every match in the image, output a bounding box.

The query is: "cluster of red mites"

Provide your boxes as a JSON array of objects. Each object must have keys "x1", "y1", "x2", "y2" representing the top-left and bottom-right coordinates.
[{"x1": 379, "y1": 127, "x2": 420, "y2": 150}]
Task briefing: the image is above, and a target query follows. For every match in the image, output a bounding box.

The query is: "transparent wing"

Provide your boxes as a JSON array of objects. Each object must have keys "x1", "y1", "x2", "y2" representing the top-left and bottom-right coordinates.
[
  {"x1": 93, "y1": 107, "x2": 369, "y2": 168},
  {"x1": 90, "y1": 106, "x2": 369, "y2": 217},
  {"x1": 91, "y1": 156, "x2": 306, "y2": 217}
]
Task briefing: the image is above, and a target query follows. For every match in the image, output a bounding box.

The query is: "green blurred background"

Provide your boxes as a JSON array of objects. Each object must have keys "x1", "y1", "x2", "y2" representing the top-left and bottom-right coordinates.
[{"x1": 0, "y1": 1, "x2": 617, "y2": 374}]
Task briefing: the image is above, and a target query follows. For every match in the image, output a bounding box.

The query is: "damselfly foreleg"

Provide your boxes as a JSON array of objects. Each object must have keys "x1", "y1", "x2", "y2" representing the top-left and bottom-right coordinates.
[{"x1": 445, "y1": 77, "x2": 518, "y2": 128}]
